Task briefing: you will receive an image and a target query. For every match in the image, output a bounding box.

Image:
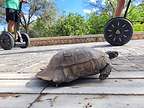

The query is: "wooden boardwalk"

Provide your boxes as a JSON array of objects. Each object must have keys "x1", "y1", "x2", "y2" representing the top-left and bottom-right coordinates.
[{"x1": 0, "y1": 40, "x2": 144, "y2": 108}]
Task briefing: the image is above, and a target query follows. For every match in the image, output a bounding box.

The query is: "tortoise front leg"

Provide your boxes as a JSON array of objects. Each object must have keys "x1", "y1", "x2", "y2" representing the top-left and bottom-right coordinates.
[{"x1": 99, "y1": 63, "x2": 112, "y2": 80}]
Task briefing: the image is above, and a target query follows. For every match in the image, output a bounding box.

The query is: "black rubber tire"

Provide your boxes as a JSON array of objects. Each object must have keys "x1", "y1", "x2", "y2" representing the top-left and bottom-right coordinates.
[
  {"x1": 104, "y1": 17, "x2": 133, "y2": 46},
  {"x1": 20, "y1": 33, "x2": 30, "y2": 48},
  {"x1": 0, "y1": 32, "x2": 14, "y2": 50}
]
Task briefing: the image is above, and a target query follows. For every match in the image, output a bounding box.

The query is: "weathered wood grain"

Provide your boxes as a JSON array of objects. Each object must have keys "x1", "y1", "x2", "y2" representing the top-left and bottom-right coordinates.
[
  {"x1": 43, "y1": 79, "x2": 144, "y2": 95},
  {"x1": 0, "y1": 80, "x2": 45, "y2": 93},
  {"x1": 31, "y1": 94, "x2": 144, "y2": 108},
  {"x1": 0, "y1": 94, "x2": 39, "y2": 108},
  {"x1": 0, "y1": 79, "x2": 144, "y2": 94}
]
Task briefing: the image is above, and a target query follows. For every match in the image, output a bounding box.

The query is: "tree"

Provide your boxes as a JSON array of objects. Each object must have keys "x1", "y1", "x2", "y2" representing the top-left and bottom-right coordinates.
[
  {"x1": 0, "y1": 0, "x2": 57, "y2": 33},
  {"x1": 53, "y1": 13, "x2": 90, "y2": 36},
  {"x1": 85, "y1": 0, "x2": 144, "y2": 17},
  {"x1": 128, "y1": 3, "x2": 144, "y2": 31},
  {"x1": 30, "y1": 18, "x2": 50, "y2": 37},
  {"x1": 21, "y1": 0, "x2": 57, "y2": 33},
  {"x1": 87, "y1": 12, "x2": 110, "y2": 34},
  {"x1": 83, "y1": 0, "x2": 106, "y2": 15},
  {"x1": 0, "y1": 3, "x2": 5, "y2": 25}
]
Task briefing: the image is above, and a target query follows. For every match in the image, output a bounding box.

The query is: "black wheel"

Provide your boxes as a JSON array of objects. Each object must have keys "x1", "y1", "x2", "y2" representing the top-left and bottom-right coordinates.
[
  {"x1": 19, "y1": 32, "x2": 30, "y2": 48},
  {"x1": 0, "y1": 32, "x2": 14, "y2": 50},
  {"x1": 104, "y1": 17, "x2": 133, "y2": 46}
]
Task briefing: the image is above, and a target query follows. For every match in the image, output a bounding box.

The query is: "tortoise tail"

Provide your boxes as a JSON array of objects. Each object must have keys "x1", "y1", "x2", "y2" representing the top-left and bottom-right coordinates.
[{"x1": 106, "y1": 51, "x2": 118, "y2": 59}]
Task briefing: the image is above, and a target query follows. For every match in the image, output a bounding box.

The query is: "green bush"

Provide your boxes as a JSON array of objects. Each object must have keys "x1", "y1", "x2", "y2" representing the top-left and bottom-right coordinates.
[
  {"x1": 30, "y1": 18, "x2": 54, "y2": 38},
  {"x1": 128, "y1": 4, "x2": 144, "y2": 32},
  {"x1": 53, "y1": 13, "x2": 90, "y2": 36},
  {"x1": 87, "y1": 13, "x2": 110, "y2": 34},
  {"x1": 133, "y1": 23, "x2": 144, "y2": 32}
]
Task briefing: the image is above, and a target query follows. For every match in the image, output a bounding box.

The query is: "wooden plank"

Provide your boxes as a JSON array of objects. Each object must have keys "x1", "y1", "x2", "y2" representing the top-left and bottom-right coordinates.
[
  {"x1": 0, "y1": 94, "x2": 39, "y2": 108},
  {"x1": 0, "y1": 73, "x2": 35, "y2": 80},
  {"x1": 0, "y1": 71, "x2": 144, "y2": 80},
  {"x1": 31, "y1": 94, "x2": 144, "y2": 108},
  {"x1": 0, "y1": 59, "x2": 48, "y2": 74},
  {"x1": 88, "y1": 71, "x2": 144, "y2": 79},
  {"x1": 43, "y1": 79, "x2": 144, "y2": 95},
  {"x1": 0, "y1": 79, "x2": 46, "y2": 93},
  {"x1": 111, "y1": 71, "x2": 144, "y2": 78},
  {"x1": 0, "y1": 47, "x2": 57, "y2": 56}
]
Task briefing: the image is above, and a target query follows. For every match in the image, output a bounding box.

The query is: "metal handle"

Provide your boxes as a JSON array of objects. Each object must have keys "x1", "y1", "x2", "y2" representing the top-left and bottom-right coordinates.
[{"x1": 124, "y1": 0, "x2": 132, "y2": 18}]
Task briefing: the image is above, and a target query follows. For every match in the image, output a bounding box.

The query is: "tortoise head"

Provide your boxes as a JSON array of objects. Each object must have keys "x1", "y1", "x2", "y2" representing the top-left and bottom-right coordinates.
[{"x1": 105, "y1": 51, "x2": 118, "y2": 59}]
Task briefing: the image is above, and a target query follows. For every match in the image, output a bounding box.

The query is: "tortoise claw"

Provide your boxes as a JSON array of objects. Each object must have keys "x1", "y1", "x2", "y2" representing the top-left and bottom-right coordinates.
[{"x1": 99, "y1": 74, "x2": 109, "y2": 80}]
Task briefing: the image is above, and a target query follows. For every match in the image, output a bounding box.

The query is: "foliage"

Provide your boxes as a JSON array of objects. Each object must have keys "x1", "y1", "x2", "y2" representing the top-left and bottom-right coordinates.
[
  {"x1": 30, "y1": 15, "x2": 57, "y2": 38},
  {"x1": 29, "y1": 18, "x2": 49, "y2": 38},
  {"x1": 53, "y1": 13, "x2": 90, "y2": 36},
  {"x1": 85, "y1": 0, "x2": 144, "y2": 17},
  {"x1": 87, "y1": 12, "x2": 110, "y2": 34},
  {"x1": 30, "y1": 12, "x2": 110, "y2": 37},
  {"x1": 21, "y1": 0, "x2": 57, "y2": 33},
  {"x1": 133, "y1": 23, "x2": 144, "y2": 32},
  {"x1": 128, "y1": 3, "x2": 144, "y2": 31},
  {"x1": 0, "y1": 3, "x2": 5, "y2": 24}
]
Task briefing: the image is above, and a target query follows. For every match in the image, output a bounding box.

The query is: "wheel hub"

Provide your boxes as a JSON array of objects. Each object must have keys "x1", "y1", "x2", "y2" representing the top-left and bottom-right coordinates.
[{"x1": 115, "y1": 29, "x2": 121, "y2": 35}]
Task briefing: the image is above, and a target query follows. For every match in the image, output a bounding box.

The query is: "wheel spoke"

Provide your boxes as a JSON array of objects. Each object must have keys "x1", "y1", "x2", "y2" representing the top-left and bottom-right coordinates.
[
  {"x1": 117, "y1": 21, "x2": 120, "y2": 26},
  {"x1": 108, "y1": 29, "x2": 112, "y2": 32},
  {"x1": 123, "y1": 35, "x2": 127, "y2": 38},
  {"x1": 111, "y1": 24, "x2": 115, "y2": 28},
  {"x1": 119, "y1": 38, "x2": 122, "y2": 42},
  {"x1": 108, "y1": 34, "x2": 112, "y2": 37},
  {"x1": 122, "y1": 24, "x2": 126, "y2": 27},
  {"x1": 124, "y1": 29, "x2": 129, "y2": 32},
  {"x1": 113, "y1": 37, "x2": 116, "y2": 41}
]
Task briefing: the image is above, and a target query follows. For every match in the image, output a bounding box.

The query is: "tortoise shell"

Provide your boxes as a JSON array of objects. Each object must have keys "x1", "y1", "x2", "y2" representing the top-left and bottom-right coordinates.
[{"x1": 36, "y1": 47, "x2": 118, "y2": 84}]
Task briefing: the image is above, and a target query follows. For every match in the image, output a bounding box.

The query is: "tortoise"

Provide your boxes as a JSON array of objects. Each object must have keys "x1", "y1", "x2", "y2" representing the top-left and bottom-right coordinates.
[{"x1": 36, "y1": 47, "x2": 118, "y2": 85}]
